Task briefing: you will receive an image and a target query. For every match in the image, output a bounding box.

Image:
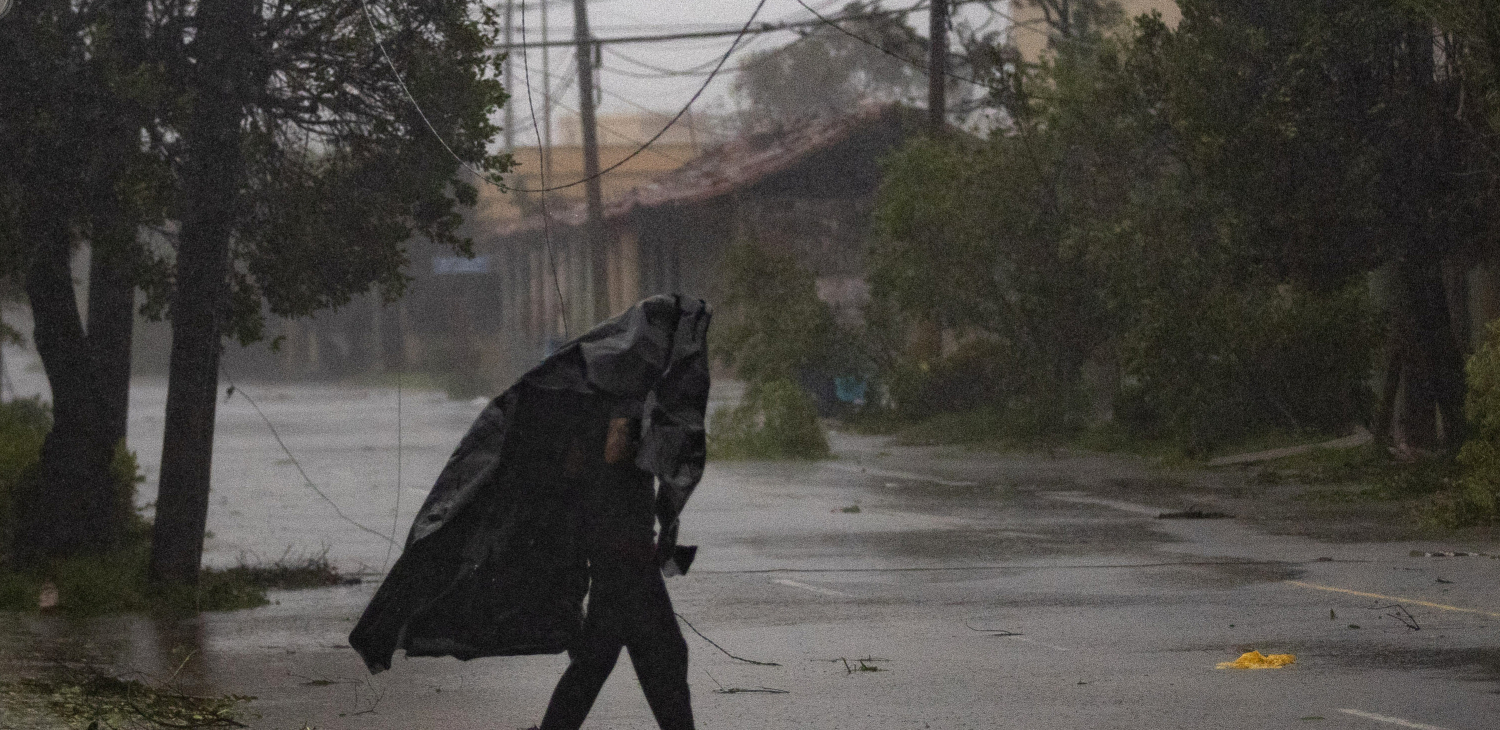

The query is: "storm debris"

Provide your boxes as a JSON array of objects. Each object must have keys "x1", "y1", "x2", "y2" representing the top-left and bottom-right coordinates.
[
  {"x1": 705, "y1": 671, "x2": 792, "y2": 695},
  {"x1": 1216, "y1": 651, "x2": 1296, "y2": 669},
  {"x1": 1375, "y1": 604, "x2": 1421, "y2": 631},
  {"x1": 1157, "y1": 510, "x2": 1233, "y2": 519},
  {"x1": 0, "y1": 668, "x2": 254, "y2": 728}
]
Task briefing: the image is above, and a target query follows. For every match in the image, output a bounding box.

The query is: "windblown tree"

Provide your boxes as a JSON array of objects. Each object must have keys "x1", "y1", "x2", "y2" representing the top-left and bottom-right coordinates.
[
  {"x1": 872, "y1": 0, "x2": 1484, "y2": 450},
  {"x1": 0, "y1": 0, "x2": 173, "y2": 565},
  {"x1": 733, "y1": 1, "x2": 926, "y2": 126},
  {"x1": 1164, "y1": 0, "x2": 1494, "y2": 452},
  {"x1": 1, "y1": 0, "x2": 511, "y2": 576},
  {"x1": 148, "y1": 0, "x2": 511, "y2": 584}
]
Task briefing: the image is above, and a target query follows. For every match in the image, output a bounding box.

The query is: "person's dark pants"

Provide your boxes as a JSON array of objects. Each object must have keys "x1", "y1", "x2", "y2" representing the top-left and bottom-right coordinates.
[{"x1": 541, "y1": 460, "x2": 694, "y2": 730}]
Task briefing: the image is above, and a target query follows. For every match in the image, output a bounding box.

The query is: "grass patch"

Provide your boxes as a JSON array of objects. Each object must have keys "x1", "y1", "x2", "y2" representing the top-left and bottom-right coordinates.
[
  {"x1": 0, "y1": 667, "x2": 253, "y2": 729},
  {"x1": 1253, "y1": 444, "x2": 1389, "y2": 486},
  {"x1": 0, "y1": 546, "x2": 351, "y2": 616}
]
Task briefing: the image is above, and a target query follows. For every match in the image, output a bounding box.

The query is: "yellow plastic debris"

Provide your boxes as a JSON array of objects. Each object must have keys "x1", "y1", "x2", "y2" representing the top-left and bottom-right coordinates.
[{"x1": 1216, "y1": 651, "x2": 1296, "y2": 669}]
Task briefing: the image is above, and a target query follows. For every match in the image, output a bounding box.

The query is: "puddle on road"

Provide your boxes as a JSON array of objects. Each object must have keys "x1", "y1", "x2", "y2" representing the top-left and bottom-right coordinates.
[
  {"x1": 1136, "y1": 560, "x2": 1304, "y2": 590},
  {"x1": 0, "y1": 612, "x2": 215, "y2": 695}
]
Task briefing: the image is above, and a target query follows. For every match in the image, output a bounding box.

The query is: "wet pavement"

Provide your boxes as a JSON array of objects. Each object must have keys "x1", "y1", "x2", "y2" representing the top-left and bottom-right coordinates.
[{"x1": 0, "y1": 371, "x2": 1498, "y2": 729}]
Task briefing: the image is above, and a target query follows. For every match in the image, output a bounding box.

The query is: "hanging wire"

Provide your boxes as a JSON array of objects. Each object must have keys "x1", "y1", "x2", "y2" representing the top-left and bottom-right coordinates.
[
  {"x1": 509, "y1": 0, "x2": 771, "y2": 193},
  {"x1": 382, "y1": 369, "x2": 404, "y2": 572},
  {"x1": 219, "y1": 365, "x2": 398, "y2": 547},
  {"x1": 519, "y1": 0, "x2": 570, "y2": 339},
  {"x1": 792, "y1": 0, "x2": 997, "y2": 91},
  {"x1": 356, "y1": 0, "x2": 502, "y2": 188}
]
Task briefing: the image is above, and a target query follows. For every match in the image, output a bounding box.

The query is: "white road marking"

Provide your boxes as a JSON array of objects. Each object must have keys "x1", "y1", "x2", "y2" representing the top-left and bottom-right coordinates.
[
  {"x1": 1003, "y1": 635, "x2": 1071, "y2": 652},
  {"x1": 771, "y1": 579, "x2": 850, "y2": 597},
  {"x1": 825, "y1": 462, "x2": 977, "y2": 487},
  {"x1": 1337, "y1": 708, "x2": 1451, "y2": 730}
]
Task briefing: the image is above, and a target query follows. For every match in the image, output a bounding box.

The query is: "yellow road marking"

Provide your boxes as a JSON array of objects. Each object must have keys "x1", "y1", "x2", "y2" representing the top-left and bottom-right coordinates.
[{"x1": 1285, "y1": 580, "x2": 1500, "y2": 619}]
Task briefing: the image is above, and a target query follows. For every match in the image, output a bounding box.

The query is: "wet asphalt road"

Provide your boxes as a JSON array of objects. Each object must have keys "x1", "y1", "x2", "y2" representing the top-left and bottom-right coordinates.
[{"x1": 1, "y1": 377, "x2": 1499, "y2": 729}]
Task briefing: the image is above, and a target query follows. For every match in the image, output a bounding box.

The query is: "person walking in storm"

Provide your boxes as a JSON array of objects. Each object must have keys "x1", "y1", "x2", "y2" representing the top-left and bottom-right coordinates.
[
  {"x1": 349, "y1": 295, "x2": 711, "y2": 730},
  {"x1": 540, "y1": 412, "x2": 696, "y2": 729}
]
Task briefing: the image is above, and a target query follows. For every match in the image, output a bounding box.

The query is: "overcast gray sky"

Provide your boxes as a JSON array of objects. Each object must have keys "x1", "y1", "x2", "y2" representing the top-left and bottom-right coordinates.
[{"x1": 501, "y1": 0, "x2": 1010, "y2": 147}]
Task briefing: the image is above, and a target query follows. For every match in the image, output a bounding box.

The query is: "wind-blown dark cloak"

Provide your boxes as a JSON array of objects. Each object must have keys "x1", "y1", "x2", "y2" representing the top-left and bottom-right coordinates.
[{"x1": 350, "y1": 295, "x2": 711, "y2": 674}]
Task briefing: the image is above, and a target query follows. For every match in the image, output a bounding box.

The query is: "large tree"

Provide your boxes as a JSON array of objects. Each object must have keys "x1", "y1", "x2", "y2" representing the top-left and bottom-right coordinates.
[
  {"x1": 1, "y1": 0, "x2": 511, "y2": 575},
  {"x1": 1164, "y1": 0, "x2": 1492, "y2": 451},
  {"x1": 0, "y1": 0, "x2": 172, "y2": 565},
  {"x1": 148, "y1": 0, "x2": 511, "y2": 584}
]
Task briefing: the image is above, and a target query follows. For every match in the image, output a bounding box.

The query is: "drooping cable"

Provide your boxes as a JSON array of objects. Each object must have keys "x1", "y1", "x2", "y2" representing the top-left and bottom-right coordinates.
[
  {"x1": 382, "y1": 369, "x2": 404, "y2": 571},
  {"x1": 509, "y1": 0, "x2": 770, "y2": 193},
  {"x1": 219, "y1": 365, "x2": 398, "y2": 548},
  {"x1": 519, "y1": 0, "x2": 570, "y2": 338}
]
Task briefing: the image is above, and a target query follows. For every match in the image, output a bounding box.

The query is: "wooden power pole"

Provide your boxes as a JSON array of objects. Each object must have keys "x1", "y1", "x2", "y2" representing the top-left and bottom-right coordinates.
[
  {"x1": 928, "y1": 0, "x2": 948, "y2": 133},
  {"x1": 503, "y1": 0, "x2": 514, "y2": 151},
  {"x1": 574, "y1": 0, "x2": 609, "y2": 324}
]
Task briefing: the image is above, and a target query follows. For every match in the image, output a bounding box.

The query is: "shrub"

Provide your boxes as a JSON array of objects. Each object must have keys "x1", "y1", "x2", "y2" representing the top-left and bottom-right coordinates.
[
  {"x1": 1116, "y1": 284, "x2": 1379, "y2": 452},
  {"x1": 709, "y1": 378, "x2": 830, "y2": 460},
  {"x1": 1451, "y1": 321, "x2": 1500, "y2": 525},
  {"x1": 712, "y1": 241, "x2": 850, "y2": 457},
  {"x1": 0, "y1": 398, "x2": 50, "y2": 564}
]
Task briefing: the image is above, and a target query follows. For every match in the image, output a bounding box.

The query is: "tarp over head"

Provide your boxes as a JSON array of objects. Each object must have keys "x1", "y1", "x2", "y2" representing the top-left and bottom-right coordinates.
[{"x1": 349, "y1": 294, "x2": 711, "y2": 674}]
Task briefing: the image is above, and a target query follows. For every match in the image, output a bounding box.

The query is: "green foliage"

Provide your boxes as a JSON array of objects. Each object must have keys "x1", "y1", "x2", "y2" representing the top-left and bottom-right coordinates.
[
  {"x1": 733, "y1": 2, "x2": 925, "y2": 126},
  {"x1": 0, "y1": 546, "x2": 348, "y2": 615},
  {"x1": 1451, "y1": 321, "x2": 1500, "y2": 524},
  {"x1": 709, "y1": 379, "x2": 830, "y2": 460},
  {"x1": 0, "y1": 668, "x2": 252, "y2": 729},
  {"x1": 712, "y1": 241, "x2": 853, "y2": 459},
  {"x1": 0, "y1": 398, "x2": 50, "y2": 563},
  {"x1": 1116, "y1": 284, "x2": 1380, "y2": 449},
  {"x1": 868, "y1": 2, "x2": 1430, "y2": 451},
  {"x1": 716, "y1": 241, "x2": 851, "y2": 384}
]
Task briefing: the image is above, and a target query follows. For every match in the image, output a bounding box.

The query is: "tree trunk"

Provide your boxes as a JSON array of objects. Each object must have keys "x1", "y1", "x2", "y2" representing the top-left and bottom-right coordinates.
[
  {"x1": 88, "y1": 233, "x2": 136, "y2": 452},
  {"x1": 148, "y1": 0, "x2": 252, "y2": 585},
  {"x1": 13, "y1": 219, "x2": 119, "y2": 566},
  {"x1": 1379, "y1": 256, "x2": 1468, "y2": 454}
]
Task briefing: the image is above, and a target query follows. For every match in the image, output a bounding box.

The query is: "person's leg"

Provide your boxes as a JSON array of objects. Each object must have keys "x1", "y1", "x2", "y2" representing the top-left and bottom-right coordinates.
[
  {"x1": 539, "y1": 615, "x2": 623, "y2": 730},
  {"x1": 624, "y1": 570, "x2": 694, "y2": 730}
]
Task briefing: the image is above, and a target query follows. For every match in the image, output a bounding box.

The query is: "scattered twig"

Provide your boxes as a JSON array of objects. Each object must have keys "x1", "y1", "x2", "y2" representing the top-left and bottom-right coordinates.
[
  {"x1": 165, "y1": 650, "x2": 197, "y2": 689},
  {"x1": 703, "y1": 670, "x2": 789, "y2": 695},
  {"x1": 675, "y1": 613, "x2": 780, "y2": 666},
  {"x1": 1373, "y1": 603, "x2": 1421, "y2": 631},
  {"x1": 837, "y1": 657, "x2": 885, "y2": 674},
  {"x1": 963, "y1": 621, "x2": 1022, "y2": 637},
  {"x1": 287, "y1": 672, "x2": 361, "y2": 688}
]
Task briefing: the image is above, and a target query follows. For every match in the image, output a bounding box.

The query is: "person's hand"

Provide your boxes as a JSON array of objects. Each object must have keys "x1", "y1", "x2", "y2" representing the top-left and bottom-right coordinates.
[{"x1": 604, "y1": 417, "x2": 635, "y2": 464}]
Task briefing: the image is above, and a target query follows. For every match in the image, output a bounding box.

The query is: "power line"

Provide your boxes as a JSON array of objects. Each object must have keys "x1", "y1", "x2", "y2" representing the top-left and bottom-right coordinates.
[
  {"x1": 492, "y1": 0, "x2": 997, "y2": 50},
  {"x1": 605, "y1": 45, "x2": 742, "y2": 76},
  {"x1": 509, "y1": 0, "x2": 770, "y2": 193},
  {"x1": 219, "y1": 367, "x2": 399, "y2": 548},
  {"x1": 356, "y1": 0, "x2": 501, "y2": 189},
  {"x1": 793, "y1": 0, "x2": 997, "y2": 91},
  {"x1": 519, "y1": 0, "x2": 571, "y2": 338}
]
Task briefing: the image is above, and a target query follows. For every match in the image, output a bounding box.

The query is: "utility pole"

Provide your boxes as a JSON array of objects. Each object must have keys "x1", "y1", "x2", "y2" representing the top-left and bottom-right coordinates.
[
  {"x1": 503, "y1": 0, "x2": 514, "y2": 151},
  {"x1": 541, "y1": 0, "x2": 552, "y2": 180},
  {"x1": 574, "y1": 0, "x2": 609, "y2": 324},
  {"x1": 928, "y1": 0, "x2": 948, "y2": 133},
  {"x1": 540, "y1": 0, "x2": 558, "y2": 342}
]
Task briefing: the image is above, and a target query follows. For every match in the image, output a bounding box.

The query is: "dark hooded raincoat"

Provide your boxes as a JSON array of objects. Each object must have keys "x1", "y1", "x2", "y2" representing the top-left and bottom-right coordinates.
[{"x1": 350, "y1": 295, "x2": 711, "y2": 674}]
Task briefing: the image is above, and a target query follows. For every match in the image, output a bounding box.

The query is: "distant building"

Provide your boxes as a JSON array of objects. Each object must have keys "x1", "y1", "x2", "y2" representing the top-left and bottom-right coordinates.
[
  {"x1": 230, "y1": 105, "x2": 927, "y2": 391},
  {"x1": 478, "y1": 103, "x2": 929, "y2": 384}
]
